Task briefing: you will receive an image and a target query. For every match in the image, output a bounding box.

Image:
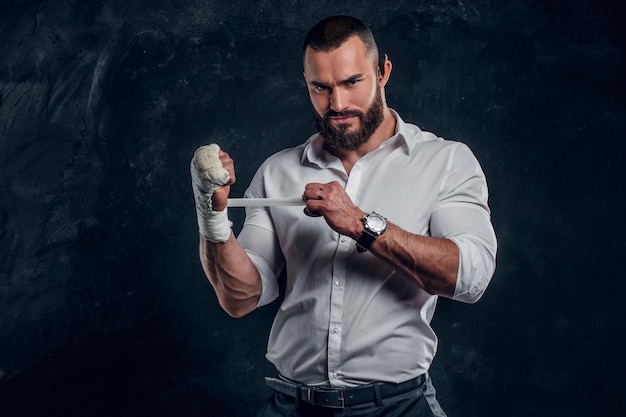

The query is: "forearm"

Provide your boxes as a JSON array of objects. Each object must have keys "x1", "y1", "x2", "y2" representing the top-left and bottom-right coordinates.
[
  {"x1": 199, "y1": 232, "x2": 262, "y2": 318},
  {"x1": 301, "y1": 182, "x2": 459, "y2": 297},
  {"x1": 190, "y1": 144, "x2": 261, "y2": 316},
  {"x1": 369, "y1": 222, "x2": 459, "y2": 298}
]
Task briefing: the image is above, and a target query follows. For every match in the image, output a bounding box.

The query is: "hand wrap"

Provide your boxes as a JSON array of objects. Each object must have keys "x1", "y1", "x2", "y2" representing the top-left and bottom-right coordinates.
[{"x1": 190, "y1": 144, "x2": 232, "y2": 243}]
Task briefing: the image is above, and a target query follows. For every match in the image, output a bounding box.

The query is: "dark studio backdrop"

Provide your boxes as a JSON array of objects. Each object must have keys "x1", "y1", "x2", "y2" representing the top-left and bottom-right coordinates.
[{"x1": 0, "y1": 0, "x2": 625, "y2": 416}]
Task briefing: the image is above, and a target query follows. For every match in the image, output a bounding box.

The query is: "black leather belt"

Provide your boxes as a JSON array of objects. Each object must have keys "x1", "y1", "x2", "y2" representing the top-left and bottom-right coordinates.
[{"x1": 265, "y1": 374, "x2": 425, "y2": 409}]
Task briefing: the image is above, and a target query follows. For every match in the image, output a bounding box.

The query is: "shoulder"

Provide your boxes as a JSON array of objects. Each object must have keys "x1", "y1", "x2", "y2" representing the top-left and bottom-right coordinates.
[
  {"x1": 406, "y1": 124, "x2": 472, "y2": 158},
  {"x1": 393, "y1": 110, "x2": 460, "y2": 154},
  {"x1": 402, "y1": 124, "x2": 482, "y2": 173}
]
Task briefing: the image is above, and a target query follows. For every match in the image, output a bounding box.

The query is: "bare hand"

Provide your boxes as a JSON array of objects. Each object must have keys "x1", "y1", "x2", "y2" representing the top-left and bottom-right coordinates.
[{"x1": 302, "y1": 181, "x2": 365, "y2": 239}]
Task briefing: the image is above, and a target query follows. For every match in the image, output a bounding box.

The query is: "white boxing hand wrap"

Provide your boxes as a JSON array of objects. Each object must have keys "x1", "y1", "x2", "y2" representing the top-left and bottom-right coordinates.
[
  {"x1": 190, "y1": 144, "x2": 232, "y2": 243},
  {"x1": 197, "y1": 208, "x2": 232, "y2": 243}
]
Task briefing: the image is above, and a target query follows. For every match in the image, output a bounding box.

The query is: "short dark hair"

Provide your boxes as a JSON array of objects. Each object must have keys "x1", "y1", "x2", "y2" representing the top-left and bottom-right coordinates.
[{"x1": 302, "y1": 15, "x2": 379, "y2": 66}]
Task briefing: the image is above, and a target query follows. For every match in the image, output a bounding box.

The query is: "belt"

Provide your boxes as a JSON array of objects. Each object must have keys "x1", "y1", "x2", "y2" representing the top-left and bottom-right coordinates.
[{"x1": 265, "y1": 374, "x2": 425, "y2": 409}]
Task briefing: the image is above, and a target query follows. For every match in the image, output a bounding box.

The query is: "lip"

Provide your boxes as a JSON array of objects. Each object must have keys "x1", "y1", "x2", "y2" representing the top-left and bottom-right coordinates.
[{"x1": 330, "y1": 115, "x2": 357, "y2": 124}]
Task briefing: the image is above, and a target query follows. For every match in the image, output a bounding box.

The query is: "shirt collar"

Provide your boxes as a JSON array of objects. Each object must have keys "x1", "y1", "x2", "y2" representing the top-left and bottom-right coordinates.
[{"x1": 301, "y1": 109, "x2": 421, "y2": 167}]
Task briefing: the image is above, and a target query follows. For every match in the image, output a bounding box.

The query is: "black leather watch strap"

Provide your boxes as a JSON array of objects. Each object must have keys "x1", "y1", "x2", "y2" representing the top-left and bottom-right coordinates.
[{"x1": 356, "y1": 229, "x2": 377, "y2": 253}]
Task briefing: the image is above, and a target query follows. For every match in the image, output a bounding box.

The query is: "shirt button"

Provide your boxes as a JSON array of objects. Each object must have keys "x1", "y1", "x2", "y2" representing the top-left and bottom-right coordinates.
[
  {"x1": 335, "y1": 280, "x2": 342, "y2": 287},
  {"x1": 332, "y1": 327, "x2": 339, "y2": 334}
]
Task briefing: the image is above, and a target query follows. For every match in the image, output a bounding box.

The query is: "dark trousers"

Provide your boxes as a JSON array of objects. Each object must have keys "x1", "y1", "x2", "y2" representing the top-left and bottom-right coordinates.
[{"x1": 256, "y1": 374, "x2": 447, "y2": 417}]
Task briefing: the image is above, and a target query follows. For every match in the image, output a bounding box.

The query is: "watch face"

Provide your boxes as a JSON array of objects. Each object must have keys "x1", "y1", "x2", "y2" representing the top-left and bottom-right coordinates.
[{"x1": 366, "y1": 213, "x2": 386, "y2": 233}]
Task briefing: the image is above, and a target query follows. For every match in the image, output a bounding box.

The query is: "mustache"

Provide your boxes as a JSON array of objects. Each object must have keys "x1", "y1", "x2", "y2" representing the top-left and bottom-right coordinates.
[{"x1": 324, "y1": 109, "x2": 364, "y2": 119}]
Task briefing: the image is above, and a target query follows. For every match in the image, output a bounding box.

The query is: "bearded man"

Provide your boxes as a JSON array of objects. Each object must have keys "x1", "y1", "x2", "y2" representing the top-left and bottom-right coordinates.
[{"x1": 190, "y1": 15, "x2": 497, "y2": 417}]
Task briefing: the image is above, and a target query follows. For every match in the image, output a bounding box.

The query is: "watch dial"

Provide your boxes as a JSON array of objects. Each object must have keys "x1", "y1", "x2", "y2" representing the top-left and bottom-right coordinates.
[{"x1": 368, "y1": 215, "x2": 386, "y2": 232}]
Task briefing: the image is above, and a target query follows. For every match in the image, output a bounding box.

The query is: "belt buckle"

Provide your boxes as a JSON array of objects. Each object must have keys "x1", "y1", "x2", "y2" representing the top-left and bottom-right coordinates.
[{"x1": 314, "y1": 387, "x2": 345, "y2": 409}]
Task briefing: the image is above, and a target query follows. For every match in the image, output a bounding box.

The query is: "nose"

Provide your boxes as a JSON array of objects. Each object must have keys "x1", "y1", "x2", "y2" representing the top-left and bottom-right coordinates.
[{"x1": 329, "y1": 88, "x2": 348, "y2": 112}]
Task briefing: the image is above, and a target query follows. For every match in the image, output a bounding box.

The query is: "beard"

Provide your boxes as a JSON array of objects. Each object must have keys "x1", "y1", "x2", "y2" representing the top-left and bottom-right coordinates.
[{"x1": 314, "y1": 87, "x2": 384, "y2": 151}]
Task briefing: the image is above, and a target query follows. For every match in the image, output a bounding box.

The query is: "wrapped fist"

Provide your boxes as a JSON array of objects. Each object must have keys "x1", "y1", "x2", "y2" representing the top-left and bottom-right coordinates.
[{"x1": 190, "y1": 144, "x2": 232, "y2": 243}]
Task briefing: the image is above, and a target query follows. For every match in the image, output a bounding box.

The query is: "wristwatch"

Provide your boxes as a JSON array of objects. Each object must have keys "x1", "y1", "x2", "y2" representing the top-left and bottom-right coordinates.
[{"x1": 356, "y1": 212, "x2": 387, "y2": 253}]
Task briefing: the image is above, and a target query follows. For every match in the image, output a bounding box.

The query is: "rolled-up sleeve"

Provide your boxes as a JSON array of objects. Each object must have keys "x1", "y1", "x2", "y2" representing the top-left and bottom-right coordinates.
[
  {"x1": 430, "y1": 143, "x2": 497, "y2": 303},
  {"x1": 236, "y1": 163, "x2": 285, "y2": 308},
  {"x1": 237, "y1": 223, "x2": 283, "y2": 308}
]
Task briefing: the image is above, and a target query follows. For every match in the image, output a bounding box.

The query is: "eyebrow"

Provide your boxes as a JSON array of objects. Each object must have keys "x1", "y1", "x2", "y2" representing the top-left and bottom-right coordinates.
[{"x1": 309, "y1": 73, "x2": 367, "y2": 88}]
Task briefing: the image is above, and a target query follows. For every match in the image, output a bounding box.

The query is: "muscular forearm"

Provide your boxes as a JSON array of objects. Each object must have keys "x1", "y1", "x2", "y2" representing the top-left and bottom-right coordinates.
[
  {"x1": 302, "y1": 182, "x2": 459, "y2": 297},
  {"x1": 199, "y1": 233, "x2": 262, "y2": 318},
  {"x1": 190, "y1": 144, "x2": 262, "y2": 317},
  {"x1": 369, "y1": 222, "x2": 459, "y2": 298}
]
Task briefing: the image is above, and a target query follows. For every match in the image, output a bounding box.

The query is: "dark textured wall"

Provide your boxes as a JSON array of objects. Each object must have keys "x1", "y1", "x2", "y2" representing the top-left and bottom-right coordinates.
[{"x1": 0, "y1": 1, "x2": 624, "y2": 416}]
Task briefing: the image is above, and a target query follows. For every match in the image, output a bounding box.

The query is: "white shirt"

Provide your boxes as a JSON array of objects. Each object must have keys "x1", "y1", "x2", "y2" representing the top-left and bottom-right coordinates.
[{"x1": 237, "y1": 110, "x2": 497, "y2": 388}]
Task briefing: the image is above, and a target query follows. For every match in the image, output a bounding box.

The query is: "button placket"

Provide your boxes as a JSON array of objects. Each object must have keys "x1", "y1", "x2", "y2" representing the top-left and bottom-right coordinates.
[{"x1": 327, "y1": 162, "x2": 364, "y2": 385}]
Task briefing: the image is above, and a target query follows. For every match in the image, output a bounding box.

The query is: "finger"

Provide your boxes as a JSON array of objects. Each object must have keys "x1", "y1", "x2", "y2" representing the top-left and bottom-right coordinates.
[
  {"x1": 218, "y1": 151, "x2": 236, "y2": 185},
  {"x1": 302, "y1": 183, "x2": 325, "y2": 202},
  {"x1": 219, "y1": 150, "x2": 233, "y2": 167}
]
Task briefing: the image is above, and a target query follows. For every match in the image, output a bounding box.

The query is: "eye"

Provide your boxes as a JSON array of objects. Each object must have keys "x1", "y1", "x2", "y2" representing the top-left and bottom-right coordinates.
[{"x1": 311, "y1": 83, "x2": 329, "y2": 93}]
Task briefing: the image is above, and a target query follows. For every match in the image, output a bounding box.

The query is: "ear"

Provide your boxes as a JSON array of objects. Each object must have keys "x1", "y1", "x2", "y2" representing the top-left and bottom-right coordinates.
[{"x1": 378, "y1": 54, "x2": 392, "y2": 86}]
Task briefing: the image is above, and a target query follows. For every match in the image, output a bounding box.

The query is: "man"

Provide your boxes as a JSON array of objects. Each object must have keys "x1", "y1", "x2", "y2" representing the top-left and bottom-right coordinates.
[{"x1": 190, "y1": 15, "x2": 497, "y2": 417}]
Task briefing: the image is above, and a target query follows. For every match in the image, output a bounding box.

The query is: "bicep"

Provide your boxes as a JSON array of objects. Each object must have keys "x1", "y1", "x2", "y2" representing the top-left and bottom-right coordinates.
[{"x1": 430, "y1": 143, "x2": 497, "y2": 302}]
